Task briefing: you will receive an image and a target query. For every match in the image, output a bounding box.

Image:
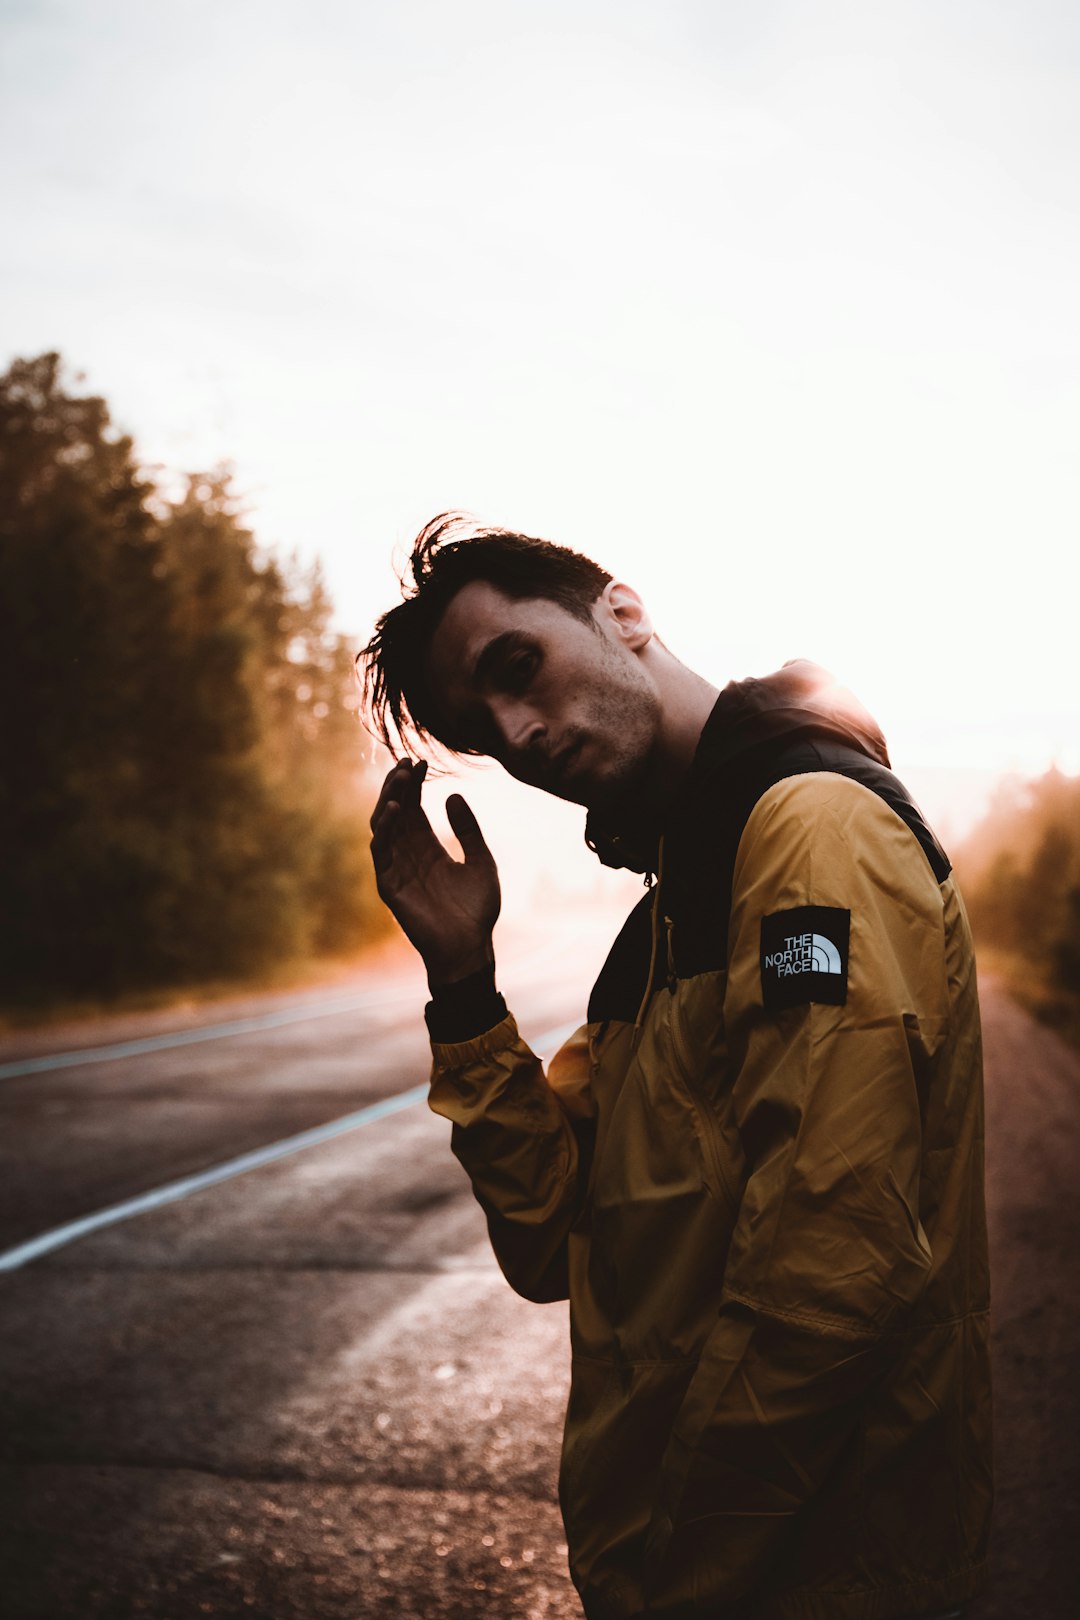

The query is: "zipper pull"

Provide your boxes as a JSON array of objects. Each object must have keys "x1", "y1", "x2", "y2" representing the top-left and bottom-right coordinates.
[{"x1": 664, "y1": 914, "x2": 677, "y2": 990}]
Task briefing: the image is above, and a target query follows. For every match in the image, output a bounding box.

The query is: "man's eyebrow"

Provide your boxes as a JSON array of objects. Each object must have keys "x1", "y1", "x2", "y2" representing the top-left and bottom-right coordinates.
[{"x1": 470, "y1": 630, "x2": 532, "y2": 689}]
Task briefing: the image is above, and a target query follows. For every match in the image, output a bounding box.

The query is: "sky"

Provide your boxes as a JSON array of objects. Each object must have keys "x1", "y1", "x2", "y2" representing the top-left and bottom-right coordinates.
[{"x1": 2, "y1": 0, "x2": 1078, "y2": 908}]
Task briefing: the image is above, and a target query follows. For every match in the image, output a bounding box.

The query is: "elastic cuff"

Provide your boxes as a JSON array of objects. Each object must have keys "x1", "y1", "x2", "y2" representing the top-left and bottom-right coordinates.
[
  {"x1": 430, "y1": 1012, "x2": 521, "y2": 1069},
  {"x1": 424, "y1": 967, "x2": 507, "y2": 1043}
]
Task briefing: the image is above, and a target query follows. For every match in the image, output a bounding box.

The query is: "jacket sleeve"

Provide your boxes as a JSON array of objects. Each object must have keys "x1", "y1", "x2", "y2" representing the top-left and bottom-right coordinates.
[
  {"x1": 644, "y1": 773, "x2": 950, "y2": 1615},
  {"x1": 427, "y1": 1016, "x2": 596, "y2": 1303}
]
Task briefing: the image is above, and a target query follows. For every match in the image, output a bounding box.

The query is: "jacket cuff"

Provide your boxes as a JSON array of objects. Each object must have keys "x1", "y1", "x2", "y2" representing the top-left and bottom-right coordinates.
[{"x1": 424, "y1": 967, "x2": 507, "y2": 1044}]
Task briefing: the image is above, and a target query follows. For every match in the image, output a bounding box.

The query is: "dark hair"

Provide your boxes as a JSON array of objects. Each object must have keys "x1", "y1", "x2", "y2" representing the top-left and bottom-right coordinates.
[{"x1": 358, "y1": 511, "x2": 613, "y2": 756}]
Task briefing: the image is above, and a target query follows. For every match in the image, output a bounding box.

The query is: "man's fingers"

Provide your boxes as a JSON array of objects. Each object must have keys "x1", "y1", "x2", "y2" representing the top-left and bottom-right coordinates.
[
  {"x1": 370, "y1": 760, "x2": 443, "y2": 884},
  {"x1": 446, "y1": 793, "x2": 493, "y2": 863},
  {"x1": 370, "y1": 758, "x2": 413, "y2": 832},
  {"x1": 369, "y1": 799, "x2": 399, "y2": 874},
  {"x1": 401, "y1": 757, "x2": 428, "y2": 811}
]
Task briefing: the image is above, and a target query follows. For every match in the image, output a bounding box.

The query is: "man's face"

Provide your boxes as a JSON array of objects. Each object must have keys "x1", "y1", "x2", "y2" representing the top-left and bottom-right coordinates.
[{"x1": 424, "y1": 580, "x2": 661, "y2": 811}]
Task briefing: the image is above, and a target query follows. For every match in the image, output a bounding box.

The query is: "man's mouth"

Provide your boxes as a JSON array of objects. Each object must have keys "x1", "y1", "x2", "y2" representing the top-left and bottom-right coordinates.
[{"x1": 551, "y1": 737, "x2": 584, "y2": 781}]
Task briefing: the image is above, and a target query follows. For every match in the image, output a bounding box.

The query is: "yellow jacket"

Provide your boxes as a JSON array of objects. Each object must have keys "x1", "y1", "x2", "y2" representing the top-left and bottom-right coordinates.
[{"x1": 427, "y1": 669, "x2": 992, "y2": 1620}]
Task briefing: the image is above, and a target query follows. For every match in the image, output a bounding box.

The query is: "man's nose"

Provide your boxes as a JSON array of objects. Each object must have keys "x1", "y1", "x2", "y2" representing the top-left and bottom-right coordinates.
[{"x1": 491, "y1": 699, "x2": 546, "y2": 757}]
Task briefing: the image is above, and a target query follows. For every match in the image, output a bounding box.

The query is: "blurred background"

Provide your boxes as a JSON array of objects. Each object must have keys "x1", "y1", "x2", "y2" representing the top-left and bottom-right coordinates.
[
  {"x1": 2, "y1": 11, "x2": 1078, "y2": 1619},
  {"x1": 2, "y1": 0, "x2": 1078, "y2": 1026}
]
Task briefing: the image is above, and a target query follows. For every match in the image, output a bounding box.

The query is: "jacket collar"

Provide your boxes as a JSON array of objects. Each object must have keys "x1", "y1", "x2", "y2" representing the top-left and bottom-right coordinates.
[{"x1": 584, "y1": 659, "x2": 891, "y2": 875}]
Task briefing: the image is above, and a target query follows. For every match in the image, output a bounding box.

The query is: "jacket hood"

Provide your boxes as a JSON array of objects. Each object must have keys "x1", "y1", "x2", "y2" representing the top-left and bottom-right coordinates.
[{"x1": 584, "y1": 659, "x2": 891, "y2": 874}]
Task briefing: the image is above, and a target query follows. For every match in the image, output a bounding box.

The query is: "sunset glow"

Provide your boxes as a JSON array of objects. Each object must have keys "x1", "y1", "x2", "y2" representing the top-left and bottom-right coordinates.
[{"x1": 3, "y1": 0, "x2": 1077, "y2": 908}]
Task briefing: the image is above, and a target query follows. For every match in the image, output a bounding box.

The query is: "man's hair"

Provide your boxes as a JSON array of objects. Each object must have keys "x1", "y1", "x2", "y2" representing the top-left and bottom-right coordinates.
[{"x1": 359, "y1": 511, "x2": 613, "y2": 756}]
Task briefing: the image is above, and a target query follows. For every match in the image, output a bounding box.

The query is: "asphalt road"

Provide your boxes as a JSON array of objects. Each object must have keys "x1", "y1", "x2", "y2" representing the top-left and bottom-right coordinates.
[{"x1": 0, "y1": 926, "x2": 1076, "y2": 1619}]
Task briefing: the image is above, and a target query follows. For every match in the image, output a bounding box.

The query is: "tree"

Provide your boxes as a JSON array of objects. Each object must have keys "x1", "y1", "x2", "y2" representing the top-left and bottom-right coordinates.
[
  {"x1": 959, "y1": 763, "x2": 1080, "y2": 1018},
  {"x1": 0, "y1": 353, "x2": 386, "y2": 1003}
]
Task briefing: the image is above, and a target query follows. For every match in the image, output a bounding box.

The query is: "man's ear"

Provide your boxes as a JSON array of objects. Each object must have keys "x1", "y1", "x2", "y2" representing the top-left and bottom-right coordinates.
[{"x1": 597, "y1": 580, "x2": 653, "y2": 651}]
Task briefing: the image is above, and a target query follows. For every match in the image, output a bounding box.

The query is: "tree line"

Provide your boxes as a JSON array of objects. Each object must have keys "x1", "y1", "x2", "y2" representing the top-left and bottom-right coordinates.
[
  {"x1": 958, "y1": 765, "x2": 1080, "y2": 1027},
  {"x1": 0, "y1": 353, "x2": 387, "y2": 1007}
]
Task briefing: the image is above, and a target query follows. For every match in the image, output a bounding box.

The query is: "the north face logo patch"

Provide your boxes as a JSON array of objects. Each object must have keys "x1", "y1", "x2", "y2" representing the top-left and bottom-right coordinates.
[{"x1": 760, "y1": 906, "x2": 850, "y2": 1010}]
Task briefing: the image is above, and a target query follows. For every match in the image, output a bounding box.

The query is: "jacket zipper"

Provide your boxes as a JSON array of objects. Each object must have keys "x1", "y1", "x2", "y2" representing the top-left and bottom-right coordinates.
[{"x1": 664, "y1": 915, "x2": 735, "y2": 1212}]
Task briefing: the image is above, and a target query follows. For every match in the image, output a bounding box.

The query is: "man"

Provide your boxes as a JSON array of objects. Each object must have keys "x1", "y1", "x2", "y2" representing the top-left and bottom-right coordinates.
[{"x1": 360, "y1": 513, "x2": 992, "y2": 1620}]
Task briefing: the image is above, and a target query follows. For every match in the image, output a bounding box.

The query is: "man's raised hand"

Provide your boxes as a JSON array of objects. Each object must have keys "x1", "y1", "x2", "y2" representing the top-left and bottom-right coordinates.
[{"x1": 369, "y1": 758, "x2": 501, "y2": 987}]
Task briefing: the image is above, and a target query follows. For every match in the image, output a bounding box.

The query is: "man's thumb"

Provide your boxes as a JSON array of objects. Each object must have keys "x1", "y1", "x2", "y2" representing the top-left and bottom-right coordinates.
[{"x1": 446, "y1": 794, "x2": 492, "y2": 861}]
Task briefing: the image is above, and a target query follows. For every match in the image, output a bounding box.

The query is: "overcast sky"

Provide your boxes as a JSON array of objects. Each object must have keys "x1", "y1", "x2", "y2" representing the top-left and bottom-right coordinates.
[{"x1": 3, "y1": 0, "x2": 1078, "y2": 898}]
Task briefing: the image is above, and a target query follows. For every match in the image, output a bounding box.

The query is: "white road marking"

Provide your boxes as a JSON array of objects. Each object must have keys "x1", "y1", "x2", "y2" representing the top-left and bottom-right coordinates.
[
  {"x1": 0, "y1": 928, "x2": 591, "y2": 1082},
  {"x1": 0, "y1": 991, "x2": 419, "y2": 1080},
  {"x1": 0, "y1": 1020, "x2": 579, "y2": 1272}
]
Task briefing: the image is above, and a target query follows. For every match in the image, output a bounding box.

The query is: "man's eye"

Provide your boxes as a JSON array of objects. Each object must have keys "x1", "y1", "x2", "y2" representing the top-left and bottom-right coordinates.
[{"x1": 503, "y1": 651, "x2": 538, "y2": 690}]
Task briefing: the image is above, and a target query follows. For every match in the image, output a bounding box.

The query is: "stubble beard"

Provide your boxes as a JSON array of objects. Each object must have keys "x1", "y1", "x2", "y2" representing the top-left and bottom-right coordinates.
[{"x1": 577, "y1": 648, "x2": 662, "y2": 817}]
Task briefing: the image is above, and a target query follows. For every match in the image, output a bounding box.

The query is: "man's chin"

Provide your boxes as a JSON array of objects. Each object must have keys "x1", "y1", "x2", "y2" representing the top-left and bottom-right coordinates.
[
  {"x1": 578, "y1": 761, "x2": 652, "y2": 818},
  {"x1": 529, "y1": 742, "x2": 653, "y2": 816}
]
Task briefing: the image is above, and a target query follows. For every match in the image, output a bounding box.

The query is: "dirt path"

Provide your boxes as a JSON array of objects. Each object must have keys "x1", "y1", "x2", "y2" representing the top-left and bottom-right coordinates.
[{"x1": 977, "y1": 975, "x2": 1080, "y2": 1616}]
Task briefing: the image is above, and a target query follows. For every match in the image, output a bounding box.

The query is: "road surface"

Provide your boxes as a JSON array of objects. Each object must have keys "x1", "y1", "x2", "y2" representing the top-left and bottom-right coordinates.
[{"x1": 0, "y1": 921, "x2": 1076, "y2": 1618}]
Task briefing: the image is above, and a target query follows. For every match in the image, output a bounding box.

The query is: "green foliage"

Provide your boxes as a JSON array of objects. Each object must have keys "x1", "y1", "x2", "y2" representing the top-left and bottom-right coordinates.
[
  {"x1": 959, "y1": 767, "x2": 1080, "y2": 998},
  {"x1": 0, "y1": 353, "x2": 387, "y2": 1004}
]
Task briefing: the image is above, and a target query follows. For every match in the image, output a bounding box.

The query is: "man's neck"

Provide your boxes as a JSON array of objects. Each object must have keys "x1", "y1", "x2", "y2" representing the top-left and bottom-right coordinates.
[
  {"x1": 591, "y1": 662, "x2": 720, "y2": 840},
  {"x1": 640, "y1": 658, "x2": 721, "y2": 817}
]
